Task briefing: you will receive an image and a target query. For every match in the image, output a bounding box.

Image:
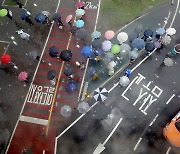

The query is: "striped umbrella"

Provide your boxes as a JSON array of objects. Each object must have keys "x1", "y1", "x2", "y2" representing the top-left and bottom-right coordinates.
[{"x1": 93, "y1": 87, "x2": 108, "y2": 102}]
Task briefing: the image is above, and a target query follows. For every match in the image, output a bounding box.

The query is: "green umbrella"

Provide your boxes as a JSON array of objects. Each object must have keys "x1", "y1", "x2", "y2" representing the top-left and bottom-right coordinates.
[
  {"x1": 0, "y1": 9, "x2": 8, "y2": 17},
  {"x1": 111, "y1": 44, "x2": 120, "y2": 54}
]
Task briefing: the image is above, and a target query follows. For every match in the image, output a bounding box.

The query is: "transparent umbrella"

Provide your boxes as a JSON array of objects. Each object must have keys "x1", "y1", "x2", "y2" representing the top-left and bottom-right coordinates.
[
  {"x1": 120, "y1": 44, "x2": 131, "y2": 57},
  {"x1": 117, "y1": 32, "x2": 128, "y2": 44},
  {"x1": 119, "y1": 76, "x2": 130, "y2": 87},
  {"x1": 129, "y1": 48, "x2": 138, "y2": 60},
  {"x1": 166, "y1": 28, "x2": 176, "y2": 36},
  {"x1": 106, "y1": 61, "x2": 116, "y2": 70},
  {"x1": 103, "y1": 52, "x2": 114, "y2": 65},
  {"x1": 77, "y1": 101, "x2": 90, "y2": 114},
  {"x1": 60, "y1": 105, "x2": 72, "y2": 118},
  {"x1": 164, "y1": 57, "x2": 173, "y2": 67},
  {"x1": 161, "y1": 36, "x2": 171, "y2": 45}
]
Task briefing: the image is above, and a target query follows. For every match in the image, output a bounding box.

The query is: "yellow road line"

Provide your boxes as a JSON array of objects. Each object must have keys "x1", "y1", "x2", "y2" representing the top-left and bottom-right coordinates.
[{"x1": 46, "y1": 4, "x2": 79, "y2": 135}]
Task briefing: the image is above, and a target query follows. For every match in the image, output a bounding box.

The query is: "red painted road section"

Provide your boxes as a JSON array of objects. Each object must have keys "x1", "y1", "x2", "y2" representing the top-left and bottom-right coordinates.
[{"x1": 7, "y1": 1, "x2": 99, "y2": 153}]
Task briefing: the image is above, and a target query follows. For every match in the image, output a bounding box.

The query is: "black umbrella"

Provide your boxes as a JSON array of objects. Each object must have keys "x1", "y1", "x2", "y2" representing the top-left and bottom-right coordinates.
[
  {"x1": 92, "y1": 39, "x2": 102, "y2": 50},
  {"x1": 28, "y1": 51, "x2": 38, "y2": 60},
  {"x1": 60, "y1": 50, "x2": 72, "y2": 61},
  {"x1": 145, "y1": 43, "x2": 155, "y2": 52},
  {"x1": 76, "y1": 29, "x2": 89, "y2": 40},
  {"x1": 47, "y1": 70, "x2": 56, "y2": 80},
  {"x1": 49, "y1": 46, "x2": 58, "y2": 58},
  {"x1": 52, "y1": 13, "x2": 61, "y2": 21},
  {"x1": 144, "y1": 29, "x2": 153, "y2": 38},
  {"x1": 64, "y1": 66, "x2": 73, "y2": 76}
]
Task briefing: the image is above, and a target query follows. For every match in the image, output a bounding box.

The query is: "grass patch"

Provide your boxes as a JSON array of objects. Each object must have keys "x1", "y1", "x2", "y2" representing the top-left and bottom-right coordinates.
[
  {"x1": 3, "y1": 0, "x2": 26, "y2": 6},
  {"x1": 98, "y1": 0, "x2": 168, "y2": 30}
]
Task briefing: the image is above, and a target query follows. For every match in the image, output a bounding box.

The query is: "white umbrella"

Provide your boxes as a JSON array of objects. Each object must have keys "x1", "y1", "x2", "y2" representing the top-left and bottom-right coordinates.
[
  {"x1": 117, "y1": 32, "x2": 128, "y2": 44},
  {"x1": 166, "y1": 28, "x2": 176, "y2": 36},
  {"x1": 164, "y1": 57, "x2": 173, "y2": 67},
  {"x1": 77, "y1": 101, "x2": 90, "y2": 114},
  {"x1": 60, "y1": 105, "x2": 72, "y2": 117},
  {"x1": 106, "y1": 61, "x2": 116, "y2": 70},
  {"x1": 161, "y1": 36, "x2": 171, "y2": 45},
  {"x1": 119, "y1": 76, "x2": 130, "y2": 87}
]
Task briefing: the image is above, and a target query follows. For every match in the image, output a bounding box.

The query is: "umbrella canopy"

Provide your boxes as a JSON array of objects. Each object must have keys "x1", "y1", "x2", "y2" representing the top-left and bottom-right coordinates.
[
  {"x1": 89, "y1": 67, "x2": 97, "y2": 77},
  {"x1": 18, "y1": 71, "x2": 28, "y2": 82},
  {"x1": 76, "y1": 2, "x2": 85, "y2": 8},
  {"x1": 104, "y1": 30, "x2": 115, "y2": 40},
  {"x1": 92, "y1": 39, "x2": 102, "y2": 49},
  {"x1": 49, "y1": 46, "x2": 58, "y2": 58},
  {"x1": 129, "y1": 32, "x2": 138, "y2": 42},
  {"x1": 129, "y1": 48, "x2": 139, "y2": 60},
  {"x1": 156, "y1": 27, "x2": 165, "y2": 36},
  {"x1": 120, "y1": 44, "x2": 131, "y2": 57},
  {"x1": 102, "y1": 40, "x2": 112, "y2": 52},
  {"x1": 103, "y1": 52, "x2": 114, "y2": 65},
  {"x1": 76, "y1": 28, "x2": 89, "y2": 41},
  {"x1": 65, "y1": 81, "x2": 78, "y2": 94},
  {"x1": 164, "y1": 57, "x2": 173, "y2": 67},
  {"x1": 94, "y1": 87, "x2": 108, "y2": 102},
  {"x1": 145, "y1": 43, "x2": 155, "y2": 52},
  {"x1": 132, "y1": 38, "x2": 145, "y2": 50},
  {"x1": 125, "y1": 69, "x2": 132, "y2": 76},
  {"x1": 117, "y1": 32, "x2": 128, "y2": 44},
  {"x1": 75, "y1": 9, "x2": 85, "y2": 16},
  {"x1": 166, "y1": 28, "x2": 176, "y2": 36},
  {"x1": 28, "y1": 51, "x2": 38, "y2": 60},
  {"x1": 0, "y1": 9, "x2": 8, "y2": 17},
  {"x1": 81, "y1": 46, "x2": 93, "y2": 58},
  {"x1": 35, "y1": 13, "x2": 45, "y2": 23},
  {"x1": 65, "y1": 14, "x2": 73, "y2": 23},
  {"x1": 111, "y1": 44, "x2": 120, "y2": 54},
  {"x1": 60, "y1": 50, "x2": 72, "y2": 61},
  {"x1": 21, "y1": 11, "x2": 29, "y2": 20},
  {"x1": 106, "y1": 61, "x2": 116, "y2": 70},
  {"x1": 91, "y1": 31, "x2": 101, "y2": 39},
  {"x1": 77, "y1": 101, "x2": 90, "y2": 114},
  {"x1": 161, "y1": 36, "x2": 171, "y2": 45},
  {"x1": 42, "y1": 11, "x2": 50, "y2": 17},
  {"x1": 1, "y1": 54, "x2": 11, "y2": 64},
  {"x1": 144, "y1": 29, "x2": 153, "y2": 38},
  {"x1": 174, "y1": 44, "x2": 180, "y2": 53},
  {"x1": 60, "y1": 105, "x2": 72, "y2": 118},
  {"x1": 119, "y1": 76, "x2": 130, "y2": 87},
  {"x1": 47, "y1": 70, "x2": 56, "y2": 80},
  {"x1": 153, "y1": 41, "x2": 162, "y2": 48},
  {"x1": 75, "y1": 20, "x2": 84, "y2": 28},
  {"x1": 52, "y1": 13, "x2": 61, "y2": 21},
  {"x1": 64, "y1": 66, "x2": 73, "y2": 76}
]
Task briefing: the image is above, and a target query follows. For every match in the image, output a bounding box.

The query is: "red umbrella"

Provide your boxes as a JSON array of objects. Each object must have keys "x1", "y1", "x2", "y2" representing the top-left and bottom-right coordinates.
[
  {"x1": 65, "y1": 14, "x2": 73, "y2": 23},
  {"x1": 18, "y1": 71, "x2": 28, "y2": 82},
  {"x1": 76, "y1": 2, "x2": 85, "y2": 8},
  {"x1": 1, "y1": 54, "x2": 11, "y2": 64}
]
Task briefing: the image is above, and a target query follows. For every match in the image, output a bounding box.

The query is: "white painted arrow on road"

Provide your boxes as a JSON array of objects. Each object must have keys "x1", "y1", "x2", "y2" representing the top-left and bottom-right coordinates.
[{"x1": 93, "y1": 118, "x2": 123, "y2": 154}]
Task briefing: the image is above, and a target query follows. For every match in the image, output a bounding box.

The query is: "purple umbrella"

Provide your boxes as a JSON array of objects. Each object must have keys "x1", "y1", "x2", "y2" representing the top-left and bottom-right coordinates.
[
  {"x1": 102, "y1": 40, "x2": 112, "y2": 52},
  {"x1": 153, "y1": 41, "x2": 162, "y2": 49}
]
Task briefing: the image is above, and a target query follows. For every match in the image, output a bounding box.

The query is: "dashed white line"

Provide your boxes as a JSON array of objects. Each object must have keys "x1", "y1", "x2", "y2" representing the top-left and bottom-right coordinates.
[
  {"x1": 166, "y1": 94, "x2": 175, "y2": 104},
  {"x1": 165, "y1": 147, "x2": 171, "y2": 154},
  {"x1": 133, "y1": 137, "x2": 142, "y2": 151},
  {"x1": 149, "y1": 114, "x2": 159, "y2": 126}
]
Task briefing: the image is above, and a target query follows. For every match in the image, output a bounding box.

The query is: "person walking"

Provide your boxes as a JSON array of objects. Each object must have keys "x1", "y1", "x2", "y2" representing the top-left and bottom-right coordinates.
[
  {"x1": 42, "y1": 11, "x2": 51, "y2": 25},
  {"x1": 24, "y1": 11, "x2": 34, "y2": 26},
  {"x1": 16, "y1": 29, "x2": 30, "y2": 41}
]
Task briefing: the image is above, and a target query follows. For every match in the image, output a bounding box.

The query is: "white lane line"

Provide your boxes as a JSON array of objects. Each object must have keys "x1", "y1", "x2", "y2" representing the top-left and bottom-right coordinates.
[
  {"x1": 133, "y1": 137, "x2": 142, "y2": 151},
  {"x1": 169, "y1": 0, "x2": 180, "y2": 28},
  {"x1": 166, "y1": 94, "x2": 175, "y2": 104},
  {"x1": 149, "y1": 114, "x2": 159, "y2": 126},
  {"x1": 19, "y1": 115, "x2": 48, "y2": 126},
  {"x1": 165, "y1": 147, "x2": 171, "y2": 154},
  {"x1": 43, "y1": 150, "x2": 45, "y2": 154},
  {"x1": 94, "y1": 0, "x2": 101, "y2": 30},
  {"x1": 5, "y1": 1, "x2": 62, "y2": 153}
]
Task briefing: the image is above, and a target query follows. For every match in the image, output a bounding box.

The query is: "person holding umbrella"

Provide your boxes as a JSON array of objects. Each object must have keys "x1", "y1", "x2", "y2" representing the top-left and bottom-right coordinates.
[
  {"x1": 21, "y1": 10, "x2": 34, "y2": 26},
  {"x1": 15, "y1": 29, "x2": 30, "y2": 41},
  {"x1": 42, "y1": 11, "x2": 51, "y2": 25},
  {"x1": 18, "y1": 71, "x2": 30, "y2": 83},
  {"x1": 47, "y1": 70, "x2": 56, "y2": 86}
]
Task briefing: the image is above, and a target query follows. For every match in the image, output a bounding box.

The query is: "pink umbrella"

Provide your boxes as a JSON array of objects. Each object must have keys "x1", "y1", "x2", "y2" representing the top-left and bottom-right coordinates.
[
  {"x1": 104, "y1": 30, "x2": 115, "y2": 40},
  {"x1": 18, "y1": 71, "x2": 28, "y2": 82},
  {"x1": 65, "y1": 15, "x2": 73, "y2": 23},
  {"x1": 76, "y1": 2, "x2": 85, "y2": 8}
]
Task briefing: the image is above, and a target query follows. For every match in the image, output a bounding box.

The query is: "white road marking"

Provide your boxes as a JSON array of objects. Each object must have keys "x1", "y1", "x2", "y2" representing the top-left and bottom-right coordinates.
[
  {"x1": 133, "y1": 137, "x2": 142, "y2": 151},
  {"x1": 166, "y1": 94, "x2": 175, "y2": 104},
  {"x1": 5, "y1": 0, "x2": 62, "y2": 153},
  {"x1": 43, "y1": 150, "x2": 45, "y2": 154},
  {"x1": 19, "y1": 115, "x2": 48, "y2": 126},
  {"x1": 165, "y1": 147, "x2": 171, "y2": 154},
  {"x1": 149, "y1": 114, "x2": 159, "y2": 126}
]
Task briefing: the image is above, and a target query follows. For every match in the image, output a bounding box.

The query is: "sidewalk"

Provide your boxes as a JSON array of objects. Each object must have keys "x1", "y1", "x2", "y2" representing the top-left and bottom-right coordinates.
[{"x1": 6, "y1": 0, "x2": 100, "y2": 153}]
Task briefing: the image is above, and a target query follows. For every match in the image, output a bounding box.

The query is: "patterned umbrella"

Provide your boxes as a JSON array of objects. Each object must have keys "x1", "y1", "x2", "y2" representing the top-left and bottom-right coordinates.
[
  {"x1": 18, "y1": 71, "x2": 28, "y2": 82},
  {"x1": 93, "y1": 87, "x2": 108, "y2": 102},
  {"x1": 104, "y1": 30, "x2": 115, "y2": 40}
]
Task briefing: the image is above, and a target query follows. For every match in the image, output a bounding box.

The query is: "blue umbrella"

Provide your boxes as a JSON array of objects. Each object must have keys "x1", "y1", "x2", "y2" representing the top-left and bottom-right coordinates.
[
  {"x1": 89, "y1": 67, "x2": 96, "y2": 77},
  {"x1": 92, "y1": 39, "x2": 102, "y2": 49},
  {"x1": 35, "y1": 13, "x2": 45, "y2": 23},
  {"x1": 81, "y1": 46, "x2": 93, "y2": 58},
  {"x1": 49, "y1": 46, "x2": 58, "y2": 58},
  {"x1": 132, "y1": 38, "x2": 145, "y2": 50},
  {"x1": 156, "y1": 28, "x2": 165, "y2": 36},
  {"x1": 125, "y1": 69, "x2": 131, "y2": 77},
  {"x1": 75, "y1": 20, "x2": 84, "y2": 28},
  {"x1": 144, "y1": 29, "x2": 153, "y2": 38},
  {"x1": 65, "y1": 81, "x2": 78, "y2": 94},
  {"x1": 145, "y1": 43, "x2": 155, "y2": 52},
  {"x1": 21, "y1": 11, "x2": 29, "y2": 20}
]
